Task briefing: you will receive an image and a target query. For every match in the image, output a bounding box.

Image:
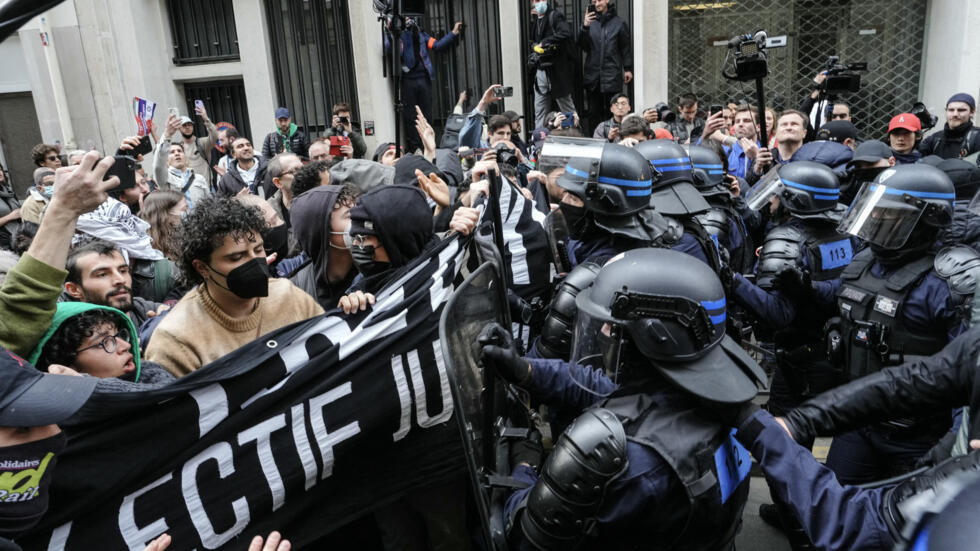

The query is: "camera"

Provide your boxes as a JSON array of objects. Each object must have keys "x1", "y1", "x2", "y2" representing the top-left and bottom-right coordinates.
[
  {"x1": 339, "y1": 116, "x2": 350, "y2": 125},
  {"x1": 493, "y1": 86, "x2": 514, "y2": 99},
  {"x1": 654, "y1": 102, "x2": 676, "y2": 124},
  {"x1": 493, "y1": 142, "x2": 519, "y2": 168},
  {"x1": 723, "y1": 31, "x2": 770, "y2": 82},
  {"x1": 823, "y1": 56, "x2": 867, "y2": 95},
  {"x1": 910, "y1": 102, "x2": 938, "y2": 131}
]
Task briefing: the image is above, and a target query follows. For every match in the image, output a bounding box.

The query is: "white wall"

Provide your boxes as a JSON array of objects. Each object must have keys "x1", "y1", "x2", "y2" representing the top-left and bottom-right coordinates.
[
  {"x1": 919, "y1": 0, "x2": 980, "y2": 134},
  {"x1": 633, "y1": 0, "x2": 670, "y2": 111},
  {"x1": 0, "y1": 36, "x2": 32, "y2": 94}
]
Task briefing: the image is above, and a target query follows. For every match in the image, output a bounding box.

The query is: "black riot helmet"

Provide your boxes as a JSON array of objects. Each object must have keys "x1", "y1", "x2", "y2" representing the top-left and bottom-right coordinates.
[
  {"x1": 894, "y1": 469, "x2": 980, "y2": 551},
  {"x1": 633, "y1": 139, "x2": 711, "y2": 215},
  {"x1": 838, "y1": 164, "x2": 955, "y2": 251},
  {"x1": 556, "y1": 142, "x2": 655, "y2": 216},
  {"x1": 746, "y1": 161, "x2": 842, "y2": 220},
  {"x1": 687, "y1": 144, "x2": 729, "y2": 196},
  {"x1": 571, "y1": 248, "x2": 766, "y2": 403}
]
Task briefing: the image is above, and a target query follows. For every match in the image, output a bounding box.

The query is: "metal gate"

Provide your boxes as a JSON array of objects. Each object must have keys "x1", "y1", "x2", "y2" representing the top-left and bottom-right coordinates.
[
  {"x1": 667, "y1": 0, "x2": 928, "y2": 141},
  {"x1": 518, "y1": 0, "x2": 634, "y2": 132},
  {"x1": 184, "y1": 80, "x2": 251, "y2": 142},
  {"x1": 422, "y1": 0, "x2": 504, "y2": 135},
  {"x1": 264, "y1": 0, "x2": 360, "y2": 138}
]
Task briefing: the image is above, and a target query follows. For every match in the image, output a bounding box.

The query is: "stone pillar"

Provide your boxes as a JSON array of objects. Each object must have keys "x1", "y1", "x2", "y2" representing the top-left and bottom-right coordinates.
[
  {"x1": 498, "y1": 1, "x2": 526, "y2": 116},
  {"x1": 632, "y1": 0, "x2": 670, "y2": 111},
  {"x1": 347, "y1": 1, "x2": 397, "y2": 154},
  {"x1": 233, "y1": 0, "x2": 279, "y2": 144},
  {"x1": 919, "y1": 0, "x2": 980, "y2": 135}
]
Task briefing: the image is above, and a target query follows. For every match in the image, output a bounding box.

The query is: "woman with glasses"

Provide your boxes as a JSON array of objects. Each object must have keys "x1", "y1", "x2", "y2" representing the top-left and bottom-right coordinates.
[{"x1": 27, "y1": 303, "x2": 175, "y2": 387}]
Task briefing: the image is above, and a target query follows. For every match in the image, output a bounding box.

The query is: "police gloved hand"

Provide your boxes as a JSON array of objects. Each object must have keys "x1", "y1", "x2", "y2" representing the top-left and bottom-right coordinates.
[
  {"x1": 719, "y1": 265, "x2": 739, "y2": 295},
  {"x1": 773, "y1": 267, "x2": 812, "y2": 301},
  {"x1": 510, "y1": 430, "x2": 544, "y2": 470},
  {"x1": 478, "y1": 322, "x2": 532, "y2": 386}
]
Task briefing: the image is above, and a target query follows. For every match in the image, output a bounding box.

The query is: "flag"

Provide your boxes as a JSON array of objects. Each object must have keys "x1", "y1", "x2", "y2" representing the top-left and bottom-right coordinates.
[
  {"x1": 132, "y1": 97, "x2": 156, "y2": 137},
  {"x1": 22, "y1": 234, "x2": 476, "y2": 550}
]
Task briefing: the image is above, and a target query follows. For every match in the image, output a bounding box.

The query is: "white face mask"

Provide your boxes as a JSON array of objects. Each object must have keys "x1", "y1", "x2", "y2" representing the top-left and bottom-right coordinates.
[{"x1": 534, "y1": 1, "x2": 548, "y2": 15}]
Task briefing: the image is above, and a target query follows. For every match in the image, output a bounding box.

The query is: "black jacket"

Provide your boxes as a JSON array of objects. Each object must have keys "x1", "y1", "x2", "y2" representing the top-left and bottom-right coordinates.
[
  {"x1": 530, "y1": 6, "x2": 576, "y2": 99},
  {"x1": 262, "y1": 128, "x2": 310, "y2": 160},
  {"x1": 919, "y1": 122, "x2": 980, "y2": 160},
  {"x1": 216, "y1": 158, "x2": 272, "y2": 198},
  {"x1": 577, "y1": 6, "x2": 632, "y2": 94},
  {"x1": 782, "y1": 327, "x2": 980, "y2": 447}
]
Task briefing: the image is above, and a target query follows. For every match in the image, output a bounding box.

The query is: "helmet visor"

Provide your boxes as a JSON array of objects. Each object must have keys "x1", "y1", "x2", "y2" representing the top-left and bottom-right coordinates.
[
  {"x1": 745, "y1": 166, "x2": 783, "y2": 211},
  {"x1": 569, "y1": 311, "x2": 623, "y2": 396},
  {"x1": 540, "y1": 138, "x2": 605, "y2": 191},
  {"x1": 837, "y1": 183, "x2": 926, "y2": 249}
]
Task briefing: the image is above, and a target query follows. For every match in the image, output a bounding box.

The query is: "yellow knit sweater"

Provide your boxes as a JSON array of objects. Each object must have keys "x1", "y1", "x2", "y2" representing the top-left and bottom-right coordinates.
[{"x1": 145, "y1": 278, "x2": 324, "y2": 377}]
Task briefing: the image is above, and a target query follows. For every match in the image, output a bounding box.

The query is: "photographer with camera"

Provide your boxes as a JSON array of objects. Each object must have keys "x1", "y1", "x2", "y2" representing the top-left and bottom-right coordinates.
[
  {"x1": 578, "y1": 0, "x2": 633, "y2": 135},
  {"x1": 801, "y1": 71, "x2": 854, "y2": 129},
  {"x1": 323, "y1": 102, "x2": 366, "y2": 159},
  {"x1": 529, "y1": 1, "x2": 576, "y2": 130},
  {"x1": 919, "y1": 93, "x2": 980, "y2": 161}
]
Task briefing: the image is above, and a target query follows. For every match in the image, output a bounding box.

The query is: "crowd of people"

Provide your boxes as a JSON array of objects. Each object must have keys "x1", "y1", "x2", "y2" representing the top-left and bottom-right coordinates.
[{"x1": 2, "y1": 0, "x2": 980, "y2": 549}]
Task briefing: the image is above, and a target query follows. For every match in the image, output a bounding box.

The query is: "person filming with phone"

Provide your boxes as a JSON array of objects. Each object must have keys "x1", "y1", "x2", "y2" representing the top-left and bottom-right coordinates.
[
  {"x1": 529, "y1": 0, "x2": 577, "y2": 129},
  {"x1": 579, "y1": 0, "x2": 633, "y2": 136},
  {"x1": 166, "y1": 102, "x2": 218, "y2": 191},
  {"x1": 323, "y1": 102, "x2": 366, "y2": 159}
]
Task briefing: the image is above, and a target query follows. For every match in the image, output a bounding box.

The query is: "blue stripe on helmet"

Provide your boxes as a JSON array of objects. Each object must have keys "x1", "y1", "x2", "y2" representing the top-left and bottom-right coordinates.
[
  {"x1": 654, "y1": 165, "x2": 692, "y2": 172},
  {"x1": 693, "y1": 163, "x2": 724, "y2": 169},
  {"x1": 565, "y1": 164, "x2": 652, "y2": 188},
  {"x1": 701, "y1": 297, "x2": 726, "y2": 310},
  {"x1": 707, "y1": 170, "x2": 725, "y2": 175},
  {"x1": 814, "y1": 194, "x2": 839, "y2": 201},
  {"x1": 869, "y1": 185, "x2": 956, "y2": 200},
  {"x1": 782, "y1": 178, "x2": 838, "y2": 194},
  {"x1": 709, "y1": 313, "x2": 726, "y2": 325},
  {"x1": 626, "y1": 189, "x2": 652, "y2": 197},
  {"x1": 650, "y1": 157, "x2": 691, "y2": 166}
]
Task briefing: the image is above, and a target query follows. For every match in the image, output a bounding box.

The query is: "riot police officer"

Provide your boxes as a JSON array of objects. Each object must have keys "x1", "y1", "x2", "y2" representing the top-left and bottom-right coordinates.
[
  {"x1": 633, "y1": 139, "x2": 721, "y2": 271},
  {"x1": 826, "y1": 163, "x2": 979, "y2": 483},
  {"x1": 731, "y1": 161, "x2": 856, "y2": 416},
  {"x1": 535, "y1": 141, "x2": 671, "y2": 359},
  {"x1": 688, "y1": 144, "x2": 754, "y2": 274},
  {"x1": 480, "y1": 248, "x2": 767, "y2": 550}
]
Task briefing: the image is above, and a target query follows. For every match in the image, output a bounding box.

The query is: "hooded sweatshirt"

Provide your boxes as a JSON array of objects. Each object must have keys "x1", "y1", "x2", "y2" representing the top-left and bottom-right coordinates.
[
  {"x1": 348, "y1": 185, "x2": 437, "y2": 294},
  {"x1": 28, "y1": 302, "x2": 142, "y2": 381},
  {"x1": 289, "y1": 186, "x2": 356, "y2": 309}
]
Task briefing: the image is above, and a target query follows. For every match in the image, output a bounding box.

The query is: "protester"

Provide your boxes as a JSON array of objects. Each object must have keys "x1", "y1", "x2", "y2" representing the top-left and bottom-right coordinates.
[
  {"x1": 668, "y1": 93, "x2": 706, "y2": 145},
  {"x1": 262, "y1": 107, "x2": 310, "y2": 160},
  {"x1": 168, "y1": 104, "x2": 218, "y2": 190},
  {"x1": 289, "y1": 185, "x2": 359, "y2": 310},
  {"x1": 578, "y1": 0, "x2": 632, "y2": 135},
  {"x1": 529, "y1": 1, "x2": 576, "y2": 129},
  {"x1": 887, "y1": 112, "x2": 923, "y2": 164},
  {"x1": 138, "y1": 190, "x2": 187, "y2": 261},
  {"x1": 593, "y1": 93, "x2": 631, "y2": 142},
  {"x1": 30, "y1": 144, "x2": 62, "y2": 170},
  {"x1": 154, "y1": 115, "x2": 210, "y2": 208},
  {"x1": 216, "y1": 136, "x2": 271, "y2": 197},
  {"x1": 265, "y1": 152, "x2": 304, "y2": 258},
  {"x1": 18, "y1": 168, "x2": 55, "y2": 225},
  {"x1": 145, "y1": 196, "x2": 322, "y2": 376},
  {"x1": 919, "y1": 92, "x2": 980, "y2": 159}
]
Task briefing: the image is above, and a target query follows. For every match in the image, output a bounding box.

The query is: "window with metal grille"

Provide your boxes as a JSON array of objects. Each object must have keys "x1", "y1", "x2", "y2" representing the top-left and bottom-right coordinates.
[
  {"x1": 667, "y1": 0, "x2": 927, "y2": 141},
  {"x1": 183, "y1": 80, "x2": 252, "y2": 142},
  {"x1": 423, "y1": 0, "x2": 504, "y2": 136},
  {"x1": 264, "y1": 0, "x2": 359, "y2": 139},
  {"x1": 518, "y1": 1, "x2": 634, "y2": 134},
  {"x1": 166, "y1": 0, "x2": 241, "y2": 65}
]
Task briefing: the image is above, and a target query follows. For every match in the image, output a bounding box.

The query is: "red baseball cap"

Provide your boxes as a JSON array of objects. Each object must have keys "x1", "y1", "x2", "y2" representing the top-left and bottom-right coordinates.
[
  {"x1": 888, "y1": 113, "x2": 921, "y2": 133},
  {"x1": 653, "y1": 128, "x2": 675, "y2": 140}
]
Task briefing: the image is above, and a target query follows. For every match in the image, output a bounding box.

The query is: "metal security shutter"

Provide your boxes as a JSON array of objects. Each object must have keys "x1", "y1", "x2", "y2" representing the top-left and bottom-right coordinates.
[
  {"x1": 265, "y1": 0, "x2": 360, "y2": 138},
  {"x1": 667, "y1": 0, "x2": 928, "y2": 140},
  {"x1": 166, "y1": 0, "x2": 240, "y2": 65},
  {"x1": 184, "y1": 80, "x2": 251, "y2": 142}
]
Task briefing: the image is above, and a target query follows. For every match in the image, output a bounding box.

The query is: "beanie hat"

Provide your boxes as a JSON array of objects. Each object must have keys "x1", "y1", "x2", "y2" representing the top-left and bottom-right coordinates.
[{"x1": 946, "y1": 93, "x2": 976, "y2": 110}]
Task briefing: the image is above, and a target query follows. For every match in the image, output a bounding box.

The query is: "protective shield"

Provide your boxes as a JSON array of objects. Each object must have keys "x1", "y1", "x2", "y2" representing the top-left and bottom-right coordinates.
[
  {"x1": 837, "y1": 183, "x2": 927, "y2": 249},
  {"x1": 439, "y1": 260, "x2": 510, "y2": 550},
  {"x1": 544, "y1": 208, "x2": 573, "y2": 274},
  {"x1": 745, "y1": 166, "x2": 783, "y2": 211},
  {"x1": 569, "y1": 311, "x2": 623, "y2": 392}
]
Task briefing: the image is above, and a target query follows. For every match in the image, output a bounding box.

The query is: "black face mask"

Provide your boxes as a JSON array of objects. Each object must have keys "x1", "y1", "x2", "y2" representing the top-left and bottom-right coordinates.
[
  {"x1": 851, "y1": 166, "x2": 887, "y2": 184},
  {"x1": 870, "y1": 225, "x2": 937, "y2": 267},
  {"x1": 559, "y1": 202, "x2": 591, "y2": 240},
  {"x1": 208, "y1": 257, "x2": 271, "y2": 298},
  {"x1": 262, "y1": 225, "x2": 289, "y2": 264},
  {"x1": 0, "y1": 431, "x2": 66, "y2": 537},
  {"x1": 350, "y1": 245, "x2": 391, "y2": 277}
]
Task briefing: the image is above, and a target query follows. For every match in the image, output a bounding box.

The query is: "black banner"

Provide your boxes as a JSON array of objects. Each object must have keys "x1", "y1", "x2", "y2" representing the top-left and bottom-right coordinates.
[{"x1": 22, "y1": 235, "x2": 474, "y2": 550}]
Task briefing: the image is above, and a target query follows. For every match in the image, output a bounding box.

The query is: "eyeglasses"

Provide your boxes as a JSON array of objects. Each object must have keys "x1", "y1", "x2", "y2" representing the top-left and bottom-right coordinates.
[
  {"x1": 45, "y1": 155, "x2": 59, "y2": 161},
  {"x1": 280, "y1": 168, "x2": 299, "y2": 177},
  {"x1": 77, "y1": 329, "x2": 130, "y2": 355}
]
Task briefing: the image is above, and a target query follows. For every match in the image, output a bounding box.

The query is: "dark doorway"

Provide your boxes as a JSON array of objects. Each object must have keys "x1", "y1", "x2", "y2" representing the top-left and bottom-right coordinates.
[
  {"x1": 184, "y1": 80, "x2": 251, "y2": 141},
  {"x1": 0, "y1": 92, "x2": 44, "y2": 198}
]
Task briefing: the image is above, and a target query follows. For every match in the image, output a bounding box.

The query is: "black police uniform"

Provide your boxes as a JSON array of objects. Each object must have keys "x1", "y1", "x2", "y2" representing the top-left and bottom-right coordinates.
[
  {"x1": 688, "y1": 144, "x2": 754, "y2": 274},
  {"x1": 825, "y1": 163, "x2": 977, "y2": 483},
  {"x1": 483, "y1": 248, "x2": 766, "y2": 550}
]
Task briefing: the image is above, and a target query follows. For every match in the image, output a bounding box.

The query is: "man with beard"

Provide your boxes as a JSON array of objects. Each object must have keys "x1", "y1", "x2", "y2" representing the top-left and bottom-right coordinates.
[
  {"x1": 919, "y1": 93, "x2": 980, "y2": 160},
  {"x1": 63, "y1": 239, "x2": 167, "y2": 330},
  {"x1": 167, "y1": 105, "x2": 218, "y2": 190}
]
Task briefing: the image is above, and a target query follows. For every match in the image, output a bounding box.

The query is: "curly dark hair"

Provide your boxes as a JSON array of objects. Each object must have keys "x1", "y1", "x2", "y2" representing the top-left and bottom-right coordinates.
[
  {"x1": 292, "y1": 160, "x2": 332, "y2": 198},
  {"x1": 35, "y1": 309, "x2": 124, "y2": 371},
  {"x1": 336, "y1": 184, "x2": 360, "y2": 209},
  {"x1": 174, "y1": 196, "x2": 268, "y2": 285},
  {"x1": 30, "y1": 143, "x2": 59, "y2": 167}
]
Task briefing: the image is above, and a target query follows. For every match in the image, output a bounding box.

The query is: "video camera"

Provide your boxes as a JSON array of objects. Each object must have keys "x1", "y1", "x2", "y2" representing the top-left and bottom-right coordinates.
[
  {"x1": 910, "y1": 102, "x2": 939, "y2": 132},
  {"x1": 653, "y1": 102, "x2": 676, "y2": 124},
  {"x1": 823, "y1": 56, "x2": 867, "y2": 95},
  {"x1": 722, "y1": 31, "x2": 771, "y2": 82}
]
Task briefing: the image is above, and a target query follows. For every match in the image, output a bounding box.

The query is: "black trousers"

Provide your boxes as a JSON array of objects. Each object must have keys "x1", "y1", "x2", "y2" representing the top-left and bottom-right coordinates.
[
  {"x1": 401, "y1": 75, "x2": 432, "y2": 153},
  {"x1": 584, "y1": 87, "x2": 619, "y2": 137}
]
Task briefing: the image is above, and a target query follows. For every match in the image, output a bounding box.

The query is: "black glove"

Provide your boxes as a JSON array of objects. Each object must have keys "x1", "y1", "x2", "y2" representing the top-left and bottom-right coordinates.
[
  {"x1": 510, "y1": 430, "x2": 544, "y2": 470},
  {"x1": 773, "y1": 267, "x2": 812, "y2": 302},
  {"x1": 478, "y1": 322, "x2": 532, "y2": 385},
  {"x1": 719, "y1": 264, "x2": 739, "y2": 295}
]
